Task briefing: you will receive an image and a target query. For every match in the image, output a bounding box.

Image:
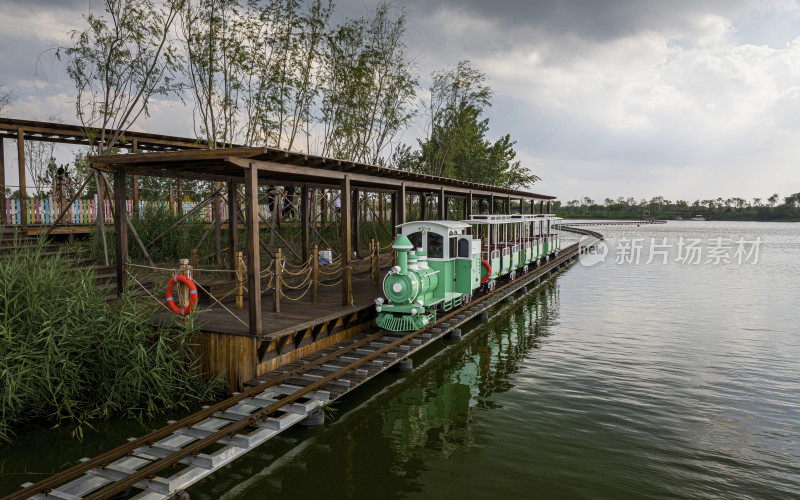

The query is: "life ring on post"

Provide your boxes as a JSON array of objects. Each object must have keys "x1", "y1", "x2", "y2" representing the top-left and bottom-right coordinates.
[
  {"x1": 165, "y1": 274, "x2": 198, "y2": 316},
  {"x1": 480, "y1": 259, "x2": 492, "y2": 283}
]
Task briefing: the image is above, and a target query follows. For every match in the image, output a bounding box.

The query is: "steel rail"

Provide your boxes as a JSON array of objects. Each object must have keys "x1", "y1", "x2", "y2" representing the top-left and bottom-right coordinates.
[{"x1": 7, "y1": 242, "x2": 580, "y2": 500}]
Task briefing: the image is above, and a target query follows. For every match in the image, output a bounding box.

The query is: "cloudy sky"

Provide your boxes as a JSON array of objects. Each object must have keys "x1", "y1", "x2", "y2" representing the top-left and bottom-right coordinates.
[{"x1": 2, "y1": 0, "x2": 800, "y2": 202}]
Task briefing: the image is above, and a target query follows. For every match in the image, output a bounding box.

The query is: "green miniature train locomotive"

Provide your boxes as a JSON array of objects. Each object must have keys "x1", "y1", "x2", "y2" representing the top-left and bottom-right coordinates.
[{"x1": 375, "y1": 215, "x2": 561, "y2": 331}]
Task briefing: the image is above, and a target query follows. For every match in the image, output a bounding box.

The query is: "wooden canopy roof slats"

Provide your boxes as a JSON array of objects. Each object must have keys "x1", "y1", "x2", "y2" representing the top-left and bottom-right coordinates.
[
  {"x1": 92, "y1": 148, "x2": 556, "y2": 200},
  {"x1": 0, "y1": 117, "x2": 224, "y2": 151}
]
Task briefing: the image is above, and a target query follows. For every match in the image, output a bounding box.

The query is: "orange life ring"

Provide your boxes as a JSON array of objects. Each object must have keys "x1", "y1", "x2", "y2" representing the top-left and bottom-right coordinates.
[
  {"x1": 165, "y1": 274, "x2": 198, "y2": 316},
  {"x1": 480, "y1": 259, "x2": 492, "y2": 283}
]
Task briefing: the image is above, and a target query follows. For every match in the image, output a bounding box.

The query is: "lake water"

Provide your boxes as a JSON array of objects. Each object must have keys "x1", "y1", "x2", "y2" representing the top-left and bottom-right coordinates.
[{"x1": 1, "y1": 221, "x2": 798, "y2": 498}]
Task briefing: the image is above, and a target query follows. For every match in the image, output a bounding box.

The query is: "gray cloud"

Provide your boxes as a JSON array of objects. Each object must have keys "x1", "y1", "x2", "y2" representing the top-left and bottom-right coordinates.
[{"x1": 413, "y1": 0, "x2": 755, "y2": 41}]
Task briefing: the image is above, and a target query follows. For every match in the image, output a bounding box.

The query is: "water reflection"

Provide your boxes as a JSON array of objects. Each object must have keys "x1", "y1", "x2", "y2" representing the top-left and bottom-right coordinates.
[{"x1": 202, "y1": 282, "x2": 562, "y2": 500}]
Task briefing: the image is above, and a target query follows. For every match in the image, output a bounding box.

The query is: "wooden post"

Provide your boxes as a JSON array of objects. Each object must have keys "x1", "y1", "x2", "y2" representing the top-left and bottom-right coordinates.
[
  {"x1": 420, "y1": 192, "x2": 426, "y2": 220},
  {"x1": 235, "y1": 251, "x2": 244, "y2": 309},
  {"x1": 114, "y1": 168, "x2": 128, "y2": 295},
  {"x1": 301, "y1": 184, "x2": 309, "y2": 262},
  {"x1": 190, "y1": 248, "x2": 198, "y2": 283},
  {"x1": 273, "y1": 248, "x2": 282, "y2": 313},
  {"x1": 439, "y1": 187, "x2": 445, "y2": 220},
  {"x1": 466, "y1": 191, "x2": 473, "y2": 218},
  {"x1": 396, "y1": 182, "x2": 406, "y2": 229},
  {"x1": 176, "y1": 180, "x2": 183, "y2": 216},
  {"x1": 227, "y1": 181, "x2": 238, "y2": 279},
  {"x1": 245, "y1": 165, "x2": 262, "y2": 335},
  {"x1": 341, "y1": 175, "x2": 352, "y2": 306},
  {"x1": 276, "y1": 189, "x2": 282, "y2": 228},
  {"x1": 321, "y1": 190, "x2": 328, "y2": 225},
  {"x1": 213, "y1": 182, "x2": 222, "y2": 265},
  {"x1": 540, "y1": 200, "x2": 544, "y2": 214},
  {"x1": 94, "y1": 170, "x2": 110, "y2": 266},
  {"x1": 352, "y1": 187, "x2": 360, "y2": 256},
  {"x1": 16, "y1": 128, "x2": 27, "y2": 233},
  {"x1": 178, "y1": 258, "x2": 190, "y2": 307},
  {"x1": 311, "y1": 244, "x2": 319, "y2": 303},
  {"x1": 0, "y1": 139, "x2": 5, "y2": 225},
  {"x1": 505, "y1": 196, "x2": 511, "y2": 214},
  {"x1": 379, "y1": 194, "x2": 384, "y2": 224},
  {"x1": 547, "y1": 200, "x2": 552, "y2": 214},
  {"x1": 169, "y1": 185, "x2": 175, "y2": 216},
  {"x1": 489, "y1": 194, "x2": 495, "y2": 215},
  {"x1": 132, "y1": 139, "x2": 139, "y2": 219}
]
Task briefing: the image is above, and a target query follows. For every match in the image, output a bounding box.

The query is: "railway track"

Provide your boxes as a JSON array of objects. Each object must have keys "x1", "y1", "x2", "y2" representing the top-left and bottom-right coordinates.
[{"x1": 6, "y1": 242, "x2": 583, "y2": 500}]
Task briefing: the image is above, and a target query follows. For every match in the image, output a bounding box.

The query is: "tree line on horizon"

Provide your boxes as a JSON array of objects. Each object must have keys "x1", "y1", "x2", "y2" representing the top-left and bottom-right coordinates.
[
  {"x1": 556, "y1": 193, "x2": 800, "y2": 221},
  {"x1": 2, "y1": 0, "x2": 539, "y2": 202}
]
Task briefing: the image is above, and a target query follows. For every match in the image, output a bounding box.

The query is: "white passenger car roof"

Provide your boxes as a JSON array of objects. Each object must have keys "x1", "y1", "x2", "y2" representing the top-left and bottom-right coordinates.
[{"x1": 397, "y1": 220, "x2": 472, "y2": 232}]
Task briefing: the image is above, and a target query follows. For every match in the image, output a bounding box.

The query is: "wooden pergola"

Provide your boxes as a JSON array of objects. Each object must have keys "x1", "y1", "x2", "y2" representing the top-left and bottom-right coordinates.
[
  {"x1": 93, "y1": 147, "x2": 556, "y2": 337},
  {"x1": 0, "y1": 117, "x2": 217, "y2": 233}
]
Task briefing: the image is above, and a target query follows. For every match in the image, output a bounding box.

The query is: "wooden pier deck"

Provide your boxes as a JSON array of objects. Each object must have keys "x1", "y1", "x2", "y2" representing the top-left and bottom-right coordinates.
[{"x1": 153, "y1": 274, "x2": 384, "y2": 339}]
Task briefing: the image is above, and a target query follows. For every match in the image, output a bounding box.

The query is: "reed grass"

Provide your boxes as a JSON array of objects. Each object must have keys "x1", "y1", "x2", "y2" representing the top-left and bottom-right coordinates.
[{"x1": 0, "y1": 240, "x2": 221, "y2": 444}]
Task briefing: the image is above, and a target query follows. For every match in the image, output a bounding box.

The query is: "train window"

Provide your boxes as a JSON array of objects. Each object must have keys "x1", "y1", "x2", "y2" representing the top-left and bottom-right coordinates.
[
  {"x1": 457, "y1": 238, "x2": 470, "y2": 258},
  {"x1": 407, "y1": 231, "x2": 423, "y2": 250},
  {"x1": 428, "y1": 232, "x2": 444, "y2": 258}
]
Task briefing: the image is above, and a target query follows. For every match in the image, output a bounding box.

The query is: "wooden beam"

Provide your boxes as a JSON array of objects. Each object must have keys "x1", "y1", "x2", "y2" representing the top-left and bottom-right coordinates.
[
  {"x1": 245, "y1": 165, "x2": 262, "y2": 336},
  {"x1": 114, "y1": 169, "x2": 129, "y2": 295},
  {"x1": 16, "y1": 127, "x2": 27, "y2": 232},
  {"x1": 214, "y1": 182, "x2": 222, "y2": 265},
  {"x1": 420, "y1": 192, "x2": 426, "y2": 220},
  {"x1": 301, "y1": 184, "x2": 309, "y2": 262},
  {"x1": 352, "y1": 187, "x2": 360, "y2": 256},
  {"x1": 341, "y1": 175, "x2": 352, "y2": 306},
  {"x1": 0, "y1": 139, "x2": 5, "y2": 225},
  {"x1": 227, "y1": 181, "x2": 238, "y2": 278},
  {"x1": 489, "y1": 194, "x2": 495, "y2": 215},
  {"x1": 466, "y1": 190, "x2": 473, "y2": 218},
  {"x1": 176, "y1": 179, "x2": 183, "y2": 215},
  {"x1": 131, "y1": 139, "x2": 139, "y2": 218},
  {"x1": 398, "y1": 182, "x2": 406, "y2": 226},
  {"x1": 439, "y1": 187, "x2": 445, "y2": 220}
]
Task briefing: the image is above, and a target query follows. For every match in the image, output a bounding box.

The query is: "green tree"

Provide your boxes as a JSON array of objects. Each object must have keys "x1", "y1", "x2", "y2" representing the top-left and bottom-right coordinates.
[
  {"x1": 320, "y1": 2, "x2": 417, "y2": 163},
  {"x1": 395, "y1": 60, "x2": 539, "y2": 189},
  {"x1": 181, "y1": 0, "x2": 244, "y2": 148},
  {"x1": 58, "y1": 0, "x2": 185, "y2": 155}
]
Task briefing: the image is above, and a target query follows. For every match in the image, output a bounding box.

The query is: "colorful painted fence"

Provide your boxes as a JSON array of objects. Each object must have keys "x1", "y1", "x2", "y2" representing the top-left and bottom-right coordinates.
[{"x1": 1, "y1": 198, "x2": 270, "y2": 226}]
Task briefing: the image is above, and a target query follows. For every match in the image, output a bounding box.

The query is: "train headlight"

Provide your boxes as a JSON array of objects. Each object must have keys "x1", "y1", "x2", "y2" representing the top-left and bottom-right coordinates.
[
  {"x1": 415, "y1": 300, "x2": 424, "y2": 307},
  {"x1": 375, "y1": 297, "x2": 384, "y2": 305},
  {"x1": 376, "y1": 306, "x2": 382, "y2": 312},
  {"x1": 391, "y1": 265, "x2": 401, "y2": 274},
  {"x1": 411, "y1": 308, "x2": 417, "y2": 315}
]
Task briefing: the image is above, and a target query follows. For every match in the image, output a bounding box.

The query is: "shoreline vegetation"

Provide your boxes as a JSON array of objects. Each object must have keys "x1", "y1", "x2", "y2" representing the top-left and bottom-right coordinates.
[
  {"x1": 0, "y1": 241, "x2": 221, "y2": 444},
  {"x1": 555, "y1": 194, "x2": 800, "y2": 222}
]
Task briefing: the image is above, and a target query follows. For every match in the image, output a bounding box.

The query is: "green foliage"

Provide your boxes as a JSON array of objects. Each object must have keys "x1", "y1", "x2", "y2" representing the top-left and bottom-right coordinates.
[
  {"x1": 130, "y1": 204, "x2": 208, "y2": 263},
  {"x1": 394, "y1": 60, "x2": 540, "y2": 189},
  {"x1": 57, "y1": 0, "x2": 185, "y2": 154},
  {"x1": 0, "y1": 240, "x2": 220, "y2": 443},
  {"x1": 320, "y1": 2, "x2": 418, "y2": 163},
  {"x1": 556, "y1": 194, "x2": 800, "y2": 221}
]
